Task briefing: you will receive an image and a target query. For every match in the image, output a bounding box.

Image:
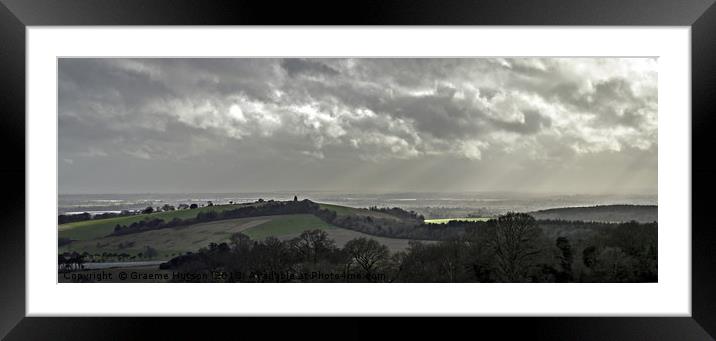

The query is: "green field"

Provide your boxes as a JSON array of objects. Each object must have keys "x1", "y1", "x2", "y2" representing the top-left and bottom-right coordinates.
[
  {"x1": 59, "y1": 203, "x2": 249, "y2": 241},
  {"x1": 242, "y1": 214, "x2": 334, "y2": 240},
  {"x1": 424, "y1": 217, "x2": 492, "y2": 224}
]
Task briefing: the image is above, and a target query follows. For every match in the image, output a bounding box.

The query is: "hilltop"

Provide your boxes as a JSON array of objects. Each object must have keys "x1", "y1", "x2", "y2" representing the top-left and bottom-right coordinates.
[{"x1": 58, "y1": 200, "x2": 425, "y2": 259}]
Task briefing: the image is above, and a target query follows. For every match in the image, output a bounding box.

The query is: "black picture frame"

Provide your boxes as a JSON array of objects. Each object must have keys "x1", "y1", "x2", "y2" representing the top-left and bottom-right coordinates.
[{"x1": 1, "y1": 0, "x2": 714, "y2": 339}]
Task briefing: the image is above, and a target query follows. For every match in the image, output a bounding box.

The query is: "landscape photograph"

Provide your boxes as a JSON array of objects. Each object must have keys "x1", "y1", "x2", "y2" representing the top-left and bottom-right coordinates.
[{"x1": 57, "y1": 57, "x2": 657, "y2": 283}]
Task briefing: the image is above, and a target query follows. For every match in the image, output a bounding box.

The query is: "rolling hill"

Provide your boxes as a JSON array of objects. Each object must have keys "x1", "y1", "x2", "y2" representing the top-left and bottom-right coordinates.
[
  {"x1": 529, "y1": 205, "x2": 657, "y2": 223},
  {"x1": 58, "y1": 201, "x2": 657, "y2": 261},
  {"x1": 58, "y1": 202, "x2": 423, "y2": 258},
  {"x1": 58, "y1": 203, "x2": 251, "y2": 241}
]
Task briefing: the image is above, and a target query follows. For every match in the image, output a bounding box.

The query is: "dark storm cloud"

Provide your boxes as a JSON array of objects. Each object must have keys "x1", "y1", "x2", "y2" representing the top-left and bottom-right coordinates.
[
  {"x1": 373, "y1": 86, "x2": 489, "y2": 139},
  {"x1": 58, "y1": 58, "x2": 657, "y2": 194},
  {"x1": 281, "y1": 58, "x2": 339, "y2": 78}
]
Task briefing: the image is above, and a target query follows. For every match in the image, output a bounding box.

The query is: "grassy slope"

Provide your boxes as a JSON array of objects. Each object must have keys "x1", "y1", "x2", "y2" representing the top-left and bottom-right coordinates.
[
  {"x1": 60, "y1": 216, "x2": 271, "y2": 257},
  {"x1": 58, "y1": 203, "x2": 248, "y2": 240},
  {"x1": 242, "y1": 214, "x2": 334, "y2": 240}
]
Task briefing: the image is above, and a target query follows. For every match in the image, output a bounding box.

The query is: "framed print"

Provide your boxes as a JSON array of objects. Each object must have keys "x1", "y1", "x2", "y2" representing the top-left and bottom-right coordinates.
[{"x1": 1, "y1": 0, "x2": 715, "y2": 339}]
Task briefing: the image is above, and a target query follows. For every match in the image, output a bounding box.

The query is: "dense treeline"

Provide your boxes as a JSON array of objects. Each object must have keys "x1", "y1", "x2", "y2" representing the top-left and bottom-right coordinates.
[
  {"x1": 159, "y1": 213, "x2": 657, "y2": 283},
  {"x1": 368, "y1": 206, "x2": 424, "y2": 220},
  {"x1": 111, "y1": 218, "x2": 187, "y2": 236},
  {"x1": 58, "y1": 212, "x2": 93, "y2": 224},
  {"x1": 316, "y1": 210, "x2": 485, "y2": 241},
  {"x1": 313, "y1": 207, "x2": 429, "y2": 239}
]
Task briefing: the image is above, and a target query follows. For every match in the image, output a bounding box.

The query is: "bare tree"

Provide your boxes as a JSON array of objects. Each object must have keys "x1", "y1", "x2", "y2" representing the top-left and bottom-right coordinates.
[
  {"x1": 344, "y1": 237, "x2": 389, "y2": 280},
  {"x1": 291, "y1": 229, "x2": 335, "y2": 263},
  {"x1": 492, "y1": 213, "x2": 542, "y2": 282}
]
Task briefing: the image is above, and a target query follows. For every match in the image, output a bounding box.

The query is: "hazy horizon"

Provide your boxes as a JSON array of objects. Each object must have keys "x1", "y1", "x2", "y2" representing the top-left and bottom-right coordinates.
[
  {"x1": 58, "y1": 190, "x2": 657, "y2": 216},
  {"x1": 59, "y1": 58, "x2": 657, "y2": 195},
  {"x1": 58, "y1": 189, "x2": 657, "y2": 196}
]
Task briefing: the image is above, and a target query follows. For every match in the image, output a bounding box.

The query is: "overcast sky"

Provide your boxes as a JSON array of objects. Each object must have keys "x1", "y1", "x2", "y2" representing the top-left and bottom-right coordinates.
[{"x1": 58, "y1": 58, "x2": 657, "y2": 195}]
